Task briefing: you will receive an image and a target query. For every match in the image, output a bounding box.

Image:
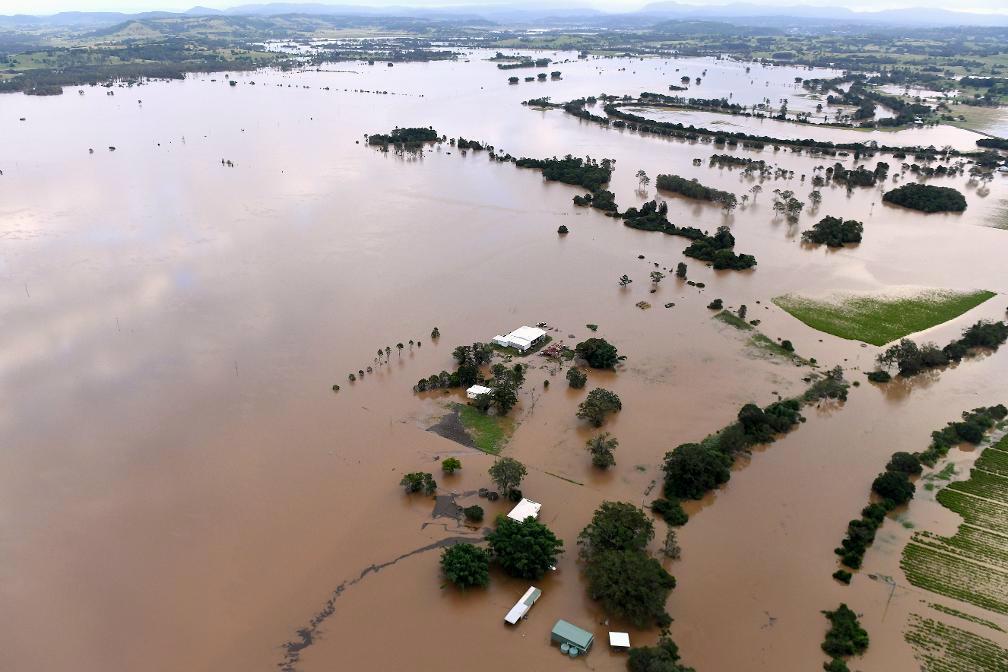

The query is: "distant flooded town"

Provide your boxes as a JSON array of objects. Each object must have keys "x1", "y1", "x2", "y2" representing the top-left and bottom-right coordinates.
[{"x1": 2, "y1": 3, "x2": 1008, "y2": 672}]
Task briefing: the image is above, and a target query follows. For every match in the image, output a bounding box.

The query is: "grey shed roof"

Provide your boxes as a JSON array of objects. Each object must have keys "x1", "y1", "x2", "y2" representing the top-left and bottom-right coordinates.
[{"x1": 551, "y1": 619, "x2": 594, "y2": 650}]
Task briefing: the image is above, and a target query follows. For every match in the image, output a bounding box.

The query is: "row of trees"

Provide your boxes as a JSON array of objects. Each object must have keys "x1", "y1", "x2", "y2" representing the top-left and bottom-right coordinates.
[
  {"x1": 663, "y1": 398, "x2": 805, "y2": 500},
  {"x1": 663, "y1": 370, "x2": 849, "y2": 501},
  {"x1": 833, "y1": 404, "x2": 1006, "y2": 578},
  {"x1": 874, "y1": 320, "x2": 1008, "y2": 378},
  {"x1": 655, "y1": 173, "x2": 738, "y2": 211},
  {"x1": 821, "y1": 604, "x2": 869, "y2": 672}
]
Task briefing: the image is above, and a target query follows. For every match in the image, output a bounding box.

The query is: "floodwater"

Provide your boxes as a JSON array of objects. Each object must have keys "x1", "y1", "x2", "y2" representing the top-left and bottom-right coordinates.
[
  {"x1": 628, "y1": 105, "x2": 987, "y2": 151},
  {"x1": 1, "y1": 50, "x2": 1007, "y2": 672}
]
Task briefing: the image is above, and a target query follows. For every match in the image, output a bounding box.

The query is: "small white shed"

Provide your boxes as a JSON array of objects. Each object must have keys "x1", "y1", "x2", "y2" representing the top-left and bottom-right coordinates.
[
  {"x1": 466, "y1": 384, "x2": 493, "y2": 399},
  {"x1": 506, "y1": 498, "x2": 541, "y2": 522},
  {"x1": 609, "y1": 632, "x2": 631, "y2": 649}
]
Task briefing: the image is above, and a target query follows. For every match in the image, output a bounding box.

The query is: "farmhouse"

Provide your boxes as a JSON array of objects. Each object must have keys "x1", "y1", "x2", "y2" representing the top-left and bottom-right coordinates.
[
  {"x1": 466, "y1": 384, "x2": 493, "y2": 399},
  {"x1": 492, "y1": 325, "x2": 547, "y2": 352},
  {"x1": 506, "y1": 498, "x2": 541, "y2": 522}
]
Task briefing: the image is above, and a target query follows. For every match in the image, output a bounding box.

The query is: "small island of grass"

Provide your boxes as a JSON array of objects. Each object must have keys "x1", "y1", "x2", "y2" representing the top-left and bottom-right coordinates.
[{"x1": 773, "y1": 290, "x2": 996, "y2": 346}]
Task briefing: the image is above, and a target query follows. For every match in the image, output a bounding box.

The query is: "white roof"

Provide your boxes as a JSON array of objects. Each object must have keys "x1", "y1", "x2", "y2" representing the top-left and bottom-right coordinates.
[
  {"x1": 504, "y1": 586, "x2": 541, "y2": 624},
  {"x1": 507, "y1": 498, "x2": 541, "y2": 521},
  {"x1": 506, "y1": 325, "x2": 546, "y2": 345},
  {"x1": 609, "y1": 632, "x2": 631, "y2": 648},
  {"x1": 466, "y1": 384, "x2": 493, "y2": 395}
]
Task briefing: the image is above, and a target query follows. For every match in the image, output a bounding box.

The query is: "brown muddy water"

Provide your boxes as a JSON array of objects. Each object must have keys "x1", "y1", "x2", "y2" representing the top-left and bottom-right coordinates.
[{"x1": 1, "y1": 51, "x2": 1007, "y2": 672}]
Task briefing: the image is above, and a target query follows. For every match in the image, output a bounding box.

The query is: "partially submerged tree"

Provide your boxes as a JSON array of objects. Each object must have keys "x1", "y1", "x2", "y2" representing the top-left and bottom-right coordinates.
[
  {"x1": 486, "y1": 516, "x2": 564, "y2": 580},
  {"x1": 566, "y1": 367, "x2": 588, "y2": 389},
  {"x1": 585, "y1": 549, "x2": 675, "y2": 628},
  {"x1": 574, "y1": 337, "x2": 621, "y2": 369},
  {"x1": 400, "y1": 472, "x2": 437, "y2": 496},
  {"x1": 488, "y1": 457, "x2": 526, "y2": 496},
  {"x1": 577, "y1": 388, "x2": 623, "y2": 427},
  {"x1": 440, "y1": 543, "x2": 490, "y2": 589},
  {"x1": 577, "y1": 501, "x2": 654, "y2": 561},
  {"x1": 586, "y1": 433, "x2": 618, "y2": 468}
]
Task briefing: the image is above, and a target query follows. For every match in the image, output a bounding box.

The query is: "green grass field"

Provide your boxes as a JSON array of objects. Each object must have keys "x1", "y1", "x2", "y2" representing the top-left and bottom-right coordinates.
[
  {"x1": 773, "y1": 290, "x2": 996, "y2": 346},
  {"x1": 454, "y1": 403, "x2": 513, "y2": 455}
]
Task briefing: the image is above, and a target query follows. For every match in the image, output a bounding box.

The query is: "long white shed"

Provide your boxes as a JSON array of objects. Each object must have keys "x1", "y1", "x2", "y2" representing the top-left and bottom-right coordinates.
[{"x1": 504, "y1": 586, "x2": 542, "y2": 624}]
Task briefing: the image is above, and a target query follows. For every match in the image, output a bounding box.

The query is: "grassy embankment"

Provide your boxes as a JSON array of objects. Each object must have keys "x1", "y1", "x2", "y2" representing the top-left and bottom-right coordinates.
[
  {"x1": 714, "y1": 310, "x2": 809, "y2": 363},
  {"x1": 773, "y1": 290, "x2": 996, "y2": 346}
]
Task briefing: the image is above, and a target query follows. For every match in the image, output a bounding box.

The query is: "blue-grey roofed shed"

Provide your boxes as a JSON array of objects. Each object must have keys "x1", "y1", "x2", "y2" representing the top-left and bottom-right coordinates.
[{"x1": 550, "y1": 619, "x2": 594, "y2": 653}]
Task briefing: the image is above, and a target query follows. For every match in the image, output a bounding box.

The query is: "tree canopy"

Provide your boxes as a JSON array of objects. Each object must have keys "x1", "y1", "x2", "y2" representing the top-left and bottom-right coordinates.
[
  {"x1": 662, "y1": 442, "x2": 732, "y2": 500},
  {"x1": 488, "y1": 457, "x2": 526, "y2": 495},
  {"x1": 802, "y1": 216, "x2": 863, "y2": 247},
  {"x1": 882, "y1": 183, "x2": 966, "y2": 213},
  {"x1": 486, "y1": 517, "x2": 564, "y2": 580},
  {"x1": 585, "y1": 549, "x2": 675, "y2": 628},
  {"x1": 440, "y1": 543, "x2": 490, "y2": 589},
  {"x1": 577, "y1": 388, "x2": 623, "y2": 427},
  {"x1": 574, "y1": 337, "x2": 621, "y2": 369},
  {"x1": 577, "y1": 501, "x2": 654, "y2": 562}
]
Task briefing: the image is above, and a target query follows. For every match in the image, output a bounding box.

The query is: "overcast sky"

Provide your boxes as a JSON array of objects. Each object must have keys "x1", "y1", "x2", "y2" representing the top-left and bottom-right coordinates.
[{"x1": 6, "y1": 0, "x2": 1008, "y2": 16}]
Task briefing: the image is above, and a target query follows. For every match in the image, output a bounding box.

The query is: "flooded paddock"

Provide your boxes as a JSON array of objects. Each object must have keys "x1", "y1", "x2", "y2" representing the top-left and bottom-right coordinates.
[{"x1": 1, "y1": 51, "x2": 1007, "y2": 672}]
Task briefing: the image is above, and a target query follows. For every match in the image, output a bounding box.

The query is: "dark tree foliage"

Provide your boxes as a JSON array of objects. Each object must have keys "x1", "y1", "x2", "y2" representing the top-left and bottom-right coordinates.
[
  {"x1": 488, "y1": 457, "x2": 526, "y2": 495},
  {"x1": 400, "y1": 472, "x2": 437, "y2": 495},
  {"x1": 652, "y1": 498, "x2": 689, "y2": 526},
  {"x1": 871, "y1": 470, "x2": 915, "y2": 505},
  {"x1": 577, "y1": 501, "x2": 654, "y2": 561},
  {"x1": 918, "y1": 405, "x2": 1007, "y2": 466},
  {"x1": 977, "y1": 137, "x2": 1008, "y2": 150},
  {"x1": 802, "y1": 216, "x2": 864, "y2": 247},
  {"x1": 882, "y1": 183, "x2": 967, "y2": 213},
  {"x1": 662, "y1": 442, "x2": 732, "y2": 500},
  {"x1": 877, "y1": 321, "x2": 1008, "y2": 379},
  {"x1": 835, "y1": 404, "x2": 1007, "y2": 572},
  {"x1": 886, "y1": 452, "x2": 922, "y2": 475},
  {"x1": 513, "y1": 154, "x2": 612, "y2": 192},
  {"x1": 577, "y1": 388, "x2": 623, "y2": 427},
  {"x1": 368, "y1": 127, "x2": 439, "y2": 147},
  {"x1": 655, "y1": 173, "x2": 738, "y2": 208},
  {"x1": 486, "y1": 517, "x2": 564, "y2": 580},
  {"x1": 682, "y1": 226, "x2": 757, "y2": 270},
  {"x1": 866, "y1": 370, "x2": 891, "y2": 383},
  {"x1": 574, "y1": 337, "x2": 621, "y2": 368},
  {"x1": 440, "y1": 543, "x2": 490, "y2": 589},
  {"x1": 463, "y1": 505, "x2": 484, "y2": 522},
  {"x1": 628, "y1": 637, "x2": 696, "y2": 672},
  {"x1": 585, "y1": 549, "x2": 676, "y2": 628},
  {"x1": 566, "y1": 367, "x2": 588, "y2": 389},
  {"x1": 821, "y1": 604, "x2": 869, "y2": 658},
  {"x1": 586, "y1": 433, "x2": 618, "y2": 469}
]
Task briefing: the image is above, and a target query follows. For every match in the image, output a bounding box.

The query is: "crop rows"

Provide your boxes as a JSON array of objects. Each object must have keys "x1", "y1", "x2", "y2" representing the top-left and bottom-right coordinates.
[
  {"x1": 912, "y1": 527, "x2": 1008, "y2": 572},
  {"x1": 935, "y1": 490, "x2": 1008, "y2": 536},
  {"x1": 975, "y1": 447, "x2": 1008, "y2": 478},
  {"x1": 946, "y1": 469, "x2": 1008, "y2": 505},
  {"x1": 928, "y1": 603, "x2": 1005, "y2": 633},
  {"x1": 905, "y1": 614, "x2": 1008, "y2": 672},
  {"x1": 901, "y1": 543, "x2": 1008, "y2": 614}
]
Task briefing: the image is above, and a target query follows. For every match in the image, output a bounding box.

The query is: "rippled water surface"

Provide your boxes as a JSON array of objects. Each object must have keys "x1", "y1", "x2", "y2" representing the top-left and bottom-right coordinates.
[{"x1": 1, "y1": 51, "x2": 1006, "y2": 672}]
